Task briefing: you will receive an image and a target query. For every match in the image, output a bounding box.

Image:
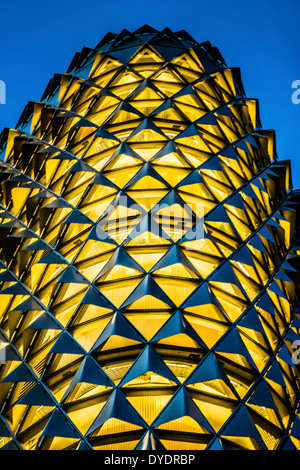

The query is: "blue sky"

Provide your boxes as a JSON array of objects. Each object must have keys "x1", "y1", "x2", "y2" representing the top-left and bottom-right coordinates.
[{"x1": 0, "y1": 0, "x2": 299, "y2": 186}]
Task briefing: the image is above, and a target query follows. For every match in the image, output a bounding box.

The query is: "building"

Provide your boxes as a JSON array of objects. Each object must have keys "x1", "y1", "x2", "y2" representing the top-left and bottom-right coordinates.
[{"x1": 0, "y1": 25, "x2": 299, "y2": 450}]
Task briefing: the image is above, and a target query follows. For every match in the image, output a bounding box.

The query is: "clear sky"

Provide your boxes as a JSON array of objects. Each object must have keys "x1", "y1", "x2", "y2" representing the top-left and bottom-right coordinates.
[{"x1": 0, "y1": 0, "x2": 299, "y2": 186}]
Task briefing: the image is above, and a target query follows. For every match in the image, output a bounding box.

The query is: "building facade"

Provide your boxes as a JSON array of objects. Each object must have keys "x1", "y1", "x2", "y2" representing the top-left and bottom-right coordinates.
[{"x1": 0, "y1": 26, "x2": 300, "y2": 450}]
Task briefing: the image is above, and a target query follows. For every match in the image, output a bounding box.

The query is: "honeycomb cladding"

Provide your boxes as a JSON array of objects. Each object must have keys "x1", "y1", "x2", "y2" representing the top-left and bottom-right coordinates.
[{"x1": 0, "y1": 25, "x2": 299, "y2": 450}]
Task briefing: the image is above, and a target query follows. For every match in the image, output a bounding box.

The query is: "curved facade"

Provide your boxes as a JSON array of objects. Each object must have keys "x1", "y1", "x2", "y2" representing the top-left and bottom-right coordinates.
[{"x1": 0, "y1": 25, "x2": 300, "y2": 450}]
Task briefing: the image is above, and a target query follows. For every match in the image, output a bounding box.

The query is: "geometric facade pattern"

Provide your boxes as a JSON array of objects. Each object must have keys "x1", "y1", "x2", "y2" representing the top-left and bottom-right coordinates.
[{"x1": 0, "y1": 25, "x2": 300, "y2": 450}]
